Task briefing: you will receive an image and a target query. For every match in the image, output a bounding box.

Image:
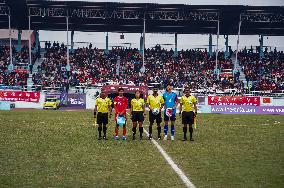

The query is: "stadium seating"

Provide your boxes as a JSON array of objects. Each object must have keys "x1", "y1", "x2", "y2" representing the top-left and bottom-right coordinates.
[
  {"x1": 1, "y1": 42, "x2": 283, "y2": 95},
  {"x1": 238, "y1": 48, "x2": 284, "y2": 92},
  {"x1": 32, "y1": 44, "x2": 242, "y2": 93},
  {"x1": 0, "y1": 45, "x2": 28, "y2": 87}
]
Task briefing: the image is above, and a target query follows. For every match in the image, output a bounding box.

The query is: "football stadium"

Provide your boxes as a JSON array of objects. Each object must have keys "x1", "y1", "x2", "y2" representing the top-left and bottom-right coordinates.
[{"x1": 0, "y1": 0, "x2": 283, "y2": 187}]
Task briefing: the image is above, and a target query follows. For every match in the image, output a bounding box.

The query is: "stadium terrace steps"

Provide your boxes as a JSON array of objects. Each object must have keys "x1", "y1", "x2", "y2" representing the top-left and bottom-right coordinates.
[
  {"x1": 26, "y1": 51, "x2": 45, "y2": 91},
  {"x1": 32, "y1": 51, "x2": 45, "y2": 74},
  {"x1": 116, "y1": 56, "x2": 120, "y2": 76},
  {"x1": 231, "y1": 54, "x2": 247, "y2": 87},
  {"x1": 26, "y1": 74, "x2": 34, "y2": 91}
]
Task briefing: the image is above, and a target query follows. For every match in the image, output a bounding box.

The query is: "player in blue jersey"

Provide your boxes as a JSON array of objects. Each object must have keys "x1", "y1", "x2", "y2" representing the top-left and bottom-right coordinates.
[{"x1": 163, "y1": 85, "x2": 179, "y2": 141}]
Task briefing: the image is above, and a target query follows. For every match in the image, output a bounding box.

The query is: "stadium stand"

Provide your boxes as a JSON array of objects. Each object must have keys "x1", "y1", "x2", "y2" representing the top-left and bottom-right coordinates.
[
  {"x1": 0, "y1": 1, "x2": 283, "y2": 97},
  {"x1": 0, "y1": 45, "x2": 34, "y2": 87},
  {"x1": 29, "y1": 44, "x2": 242, "y2": 92},
  {"x1": 238, "y1": 47, "x2": 284, "y2": 92},
  {"x1": 1, "y1": 40, "x2": 282, "y2": 97}
]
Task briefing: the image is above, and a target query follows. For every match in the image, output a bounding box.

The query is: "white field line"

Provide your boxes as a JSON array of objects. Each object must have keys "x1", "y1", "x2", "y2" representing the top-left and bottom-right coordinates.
[{"x1": 143, "y1": 128, "x2": 196, "y2": 188}]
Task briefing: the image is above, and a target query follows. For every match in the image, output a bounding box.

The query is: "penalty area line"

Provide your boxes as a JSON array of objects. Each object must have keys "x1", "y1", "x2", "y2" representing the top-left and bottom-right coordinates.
[{"x1": 143, "y1": 128, "x2": 196, "y2": 188}]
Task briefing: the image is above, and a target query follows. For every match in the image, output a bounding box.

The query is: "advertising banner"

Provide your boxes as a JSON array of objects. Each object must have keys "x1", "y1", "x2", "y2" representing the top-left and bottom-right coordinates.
[
  {"x1": 0, "y1": 91, "x2": 40, "y2": 103},
  {"x1": 86, "y1": 89, "x2": 100, "y2": 109},
  {"x1": 67, "y1": 93, "x2": 86, "y2": 109},
  {"x1": 14, "y1": 69, "x2": 29, "y2": 74},
  {"x1": 257, "y1": 106, "x2": 284, "y2": 115},
  {"x1": 208, "y1": 96, "x2": 260, "y2": 106},
  {"x1": 211, "y1": 105, "x2": 284, "y2": 115},
  {"x1": 197, "y1": 96, "x2": 205, "y2": 105}
]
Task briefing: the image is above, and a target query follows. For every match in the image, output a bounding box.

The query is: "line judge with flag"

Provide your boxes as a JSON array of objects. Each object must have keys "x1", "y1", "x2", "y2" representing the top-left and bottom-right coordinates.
[{"x1": 94, "y1": 91, "x2": 112, "y2": 140}]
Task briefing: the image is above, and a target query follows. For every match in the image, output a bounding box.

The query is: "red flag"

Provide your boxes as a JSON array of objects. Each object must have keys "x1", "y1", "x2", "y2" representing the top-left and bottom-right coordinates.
[{"x1": 263, "y1": 97, "x2": 271, "y2": 104}]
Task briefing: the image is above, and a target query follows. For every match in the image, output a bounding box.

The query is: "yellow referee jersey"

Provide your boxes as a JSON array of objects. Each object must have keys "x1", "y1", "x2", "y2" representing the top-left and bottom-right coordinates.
[
  {"x1": 146, "y1": 95, "x2": 164, "y2": 109},
  {"x1": 131, "y1": 98, "x2": 145, "y2": 112},
  {"x1": 180, "y1": 95, "x2": 197, "y2": 112},
  {"x1": 95, "y1": 97, "x2": 112, "y2": 113}
]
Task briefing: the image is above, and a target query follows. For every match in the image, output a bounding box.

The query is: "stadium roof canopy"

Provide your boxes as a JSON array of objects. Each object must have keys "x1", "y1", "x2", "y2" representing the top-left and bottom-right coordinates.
[{"x1": 0, "y1": 0, "x2": 284, "y2": 35}]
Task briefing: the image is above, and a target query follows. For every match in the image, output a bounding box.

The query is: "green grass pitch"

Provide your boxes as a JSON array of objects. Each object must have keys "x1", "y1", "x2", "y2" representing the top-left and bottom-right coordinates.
[{"x1": 0, "y1": 110, "x2": 283, "y2": 188}]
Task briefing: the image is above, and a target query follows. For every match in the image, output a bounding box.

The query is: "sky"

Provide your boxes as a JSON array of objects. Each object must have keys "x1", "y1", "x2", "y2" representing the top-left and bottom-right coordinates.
[{"x1": 39, "y1": 0, "x2": 284, "y2": 51}]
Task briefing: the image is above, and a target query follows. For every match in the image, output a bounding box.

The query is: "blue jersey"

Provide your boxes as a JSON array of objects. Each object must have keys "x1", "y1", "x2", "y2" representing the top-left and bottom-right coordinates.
[{"x1": 163, "y1": 92, "x2": 178, "y2": 109}]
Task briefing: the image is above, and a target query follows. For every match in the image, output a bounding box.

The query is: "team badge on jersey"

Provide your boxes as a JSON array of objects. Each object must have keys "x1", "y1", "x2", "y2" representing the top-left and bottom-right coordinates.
[{"x1": 166, "y1": 108, "x2": 173, "y2": 117}]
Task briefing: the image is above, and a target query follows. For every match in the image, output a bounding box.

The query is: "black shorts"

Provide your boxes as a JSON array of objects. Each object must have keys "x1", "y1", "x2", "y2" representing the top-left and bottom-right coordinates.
[
  {"x1": 182, "y1": 111, "x2": 194, "y2": 125},
  {"x1": 132, "y1": 111, "x2": 144, "y2": 122},
  {"x1": 149, "y1": 111, "x2": 162, "y2": 124},
  {"x1": 97, "y1": 112, "x2": 108, "y2": 125}
]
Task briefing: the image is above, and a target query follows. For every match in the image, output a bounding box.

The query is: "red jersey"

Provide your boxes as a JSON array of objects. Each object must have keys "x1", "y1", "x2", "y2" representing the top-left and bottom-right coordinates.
[{"x1": 114, "y1": 96, "x2": 128, "y2": 115}]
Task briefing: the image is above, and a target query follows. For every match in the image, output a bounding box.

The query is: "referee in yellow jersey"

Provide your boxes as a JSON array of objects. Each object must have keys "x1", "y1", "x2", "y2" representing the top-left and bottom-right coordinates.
[
  {"x1": 131, "y1": 90, "x2": 145, "y2": 140},
  {"x1": 146, "y1": 87, "x2": 164, "y2": 140},
  {"x1": 179, "y1": 87, "x2": 197, "y2": 141},
  {"x1": 94, "y1": 91, "x2": 112, "y2": 140}
]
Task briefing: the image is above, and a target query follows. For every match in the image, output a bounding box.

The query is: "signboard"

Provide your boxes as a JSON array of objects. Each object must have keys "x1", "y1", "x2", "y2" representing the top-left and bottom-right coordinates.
[
  {"x1": 211, "y1": 105, "x2": 284, "y2": 115},
  {"x1": 14, "y1": 69, "x2": 29, "y2": 74},
  {"x1": 0, "y1": 91, "x2": 40, "y2": 103},
  {"x1": 208, "y1": 96, "x2": 260, "y2": 106},
  {"x1": 219, "y1": 73, "x2": 233, "y2": 77},
  {"x1": 86, "y1": 88, "x2": 100, "y2": 109},
  {"x1": 67, "y1": 94, "x2": 86, "y2": 109},
  {"x1": 258, "y1": 106, "x2": 284, "y2": 115},
  {"x1": 197, "y1": 96, "x2": 205, "y2": 105}
]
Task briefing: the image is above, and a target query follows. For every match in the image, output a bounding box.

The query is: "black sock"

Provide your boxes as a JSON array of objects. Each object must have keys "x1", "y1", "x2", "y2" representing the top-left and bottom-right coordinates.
[
  {"x1": 183, "y1": 126, "x2": 187, "y2": 138},
  {"x1": 149, "y1": 124, "x2": 153, "y2": 135},
  {"x1": 157, "y1": 126, "x2": 161, "y2": 137},
  {"x1": 139, "y1": 127, "x2": 143, "y2": 137},
  {"x1": 132, "y1": 127, "x2": 137, "y2": 136},
  {"x1": 98, "y1": 125, "x2": 102, "y2": 137},
  {"x1": 103, "y1": 124, "x2": 107, "y2": 136},
  {"x1": 189, "y1": 126, "x2": 193, "y2": 139}
]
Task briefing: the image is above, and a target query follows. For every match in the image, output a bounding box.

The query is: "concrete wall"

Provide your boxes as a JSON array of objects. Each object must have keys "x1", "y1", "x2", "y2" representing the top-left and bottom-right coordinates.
[{"x1": 0, "y1": 101, "x2": 11, "y2": 110}]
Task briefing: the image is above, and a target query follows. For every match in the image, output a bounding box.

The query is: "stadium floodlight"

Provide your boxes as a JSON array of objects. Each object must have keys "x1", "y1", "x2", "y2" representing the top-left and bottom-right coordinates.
[
  {"x1": 0, "y1": 5, "x2": 9, "y2": 15},
  {"x1": 241, "y1": 13, "x2": 284, "y2": 23},
  {"x1": 29, "y1": 7, "x2": 67, "y2": 17}
]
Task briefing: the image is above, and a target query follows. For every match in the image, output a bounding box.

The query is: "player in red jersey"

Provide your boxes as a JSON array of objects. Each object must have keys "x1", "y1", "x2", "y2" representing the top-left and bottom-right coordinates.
[{"x1": 113, "y1": 88, "x2": 129, "y2": 140}]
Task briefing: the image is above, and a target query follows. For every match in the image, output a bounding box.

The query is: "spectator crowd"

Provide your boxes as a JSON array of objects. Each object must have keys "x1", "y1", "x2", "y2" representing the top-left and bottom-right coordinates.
[
  {"x1": 33, "y1": 43, "x2": 240, "y2": 92},
  {"x1": 1, "y1": 42, "x2": 283, "y2": 94},
  {"x1": 0, "y1": 45, "x2": 32, "y2": 87},
  {"x1": 239, "y1": 47, "x2": 284, "y2": 91}
]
